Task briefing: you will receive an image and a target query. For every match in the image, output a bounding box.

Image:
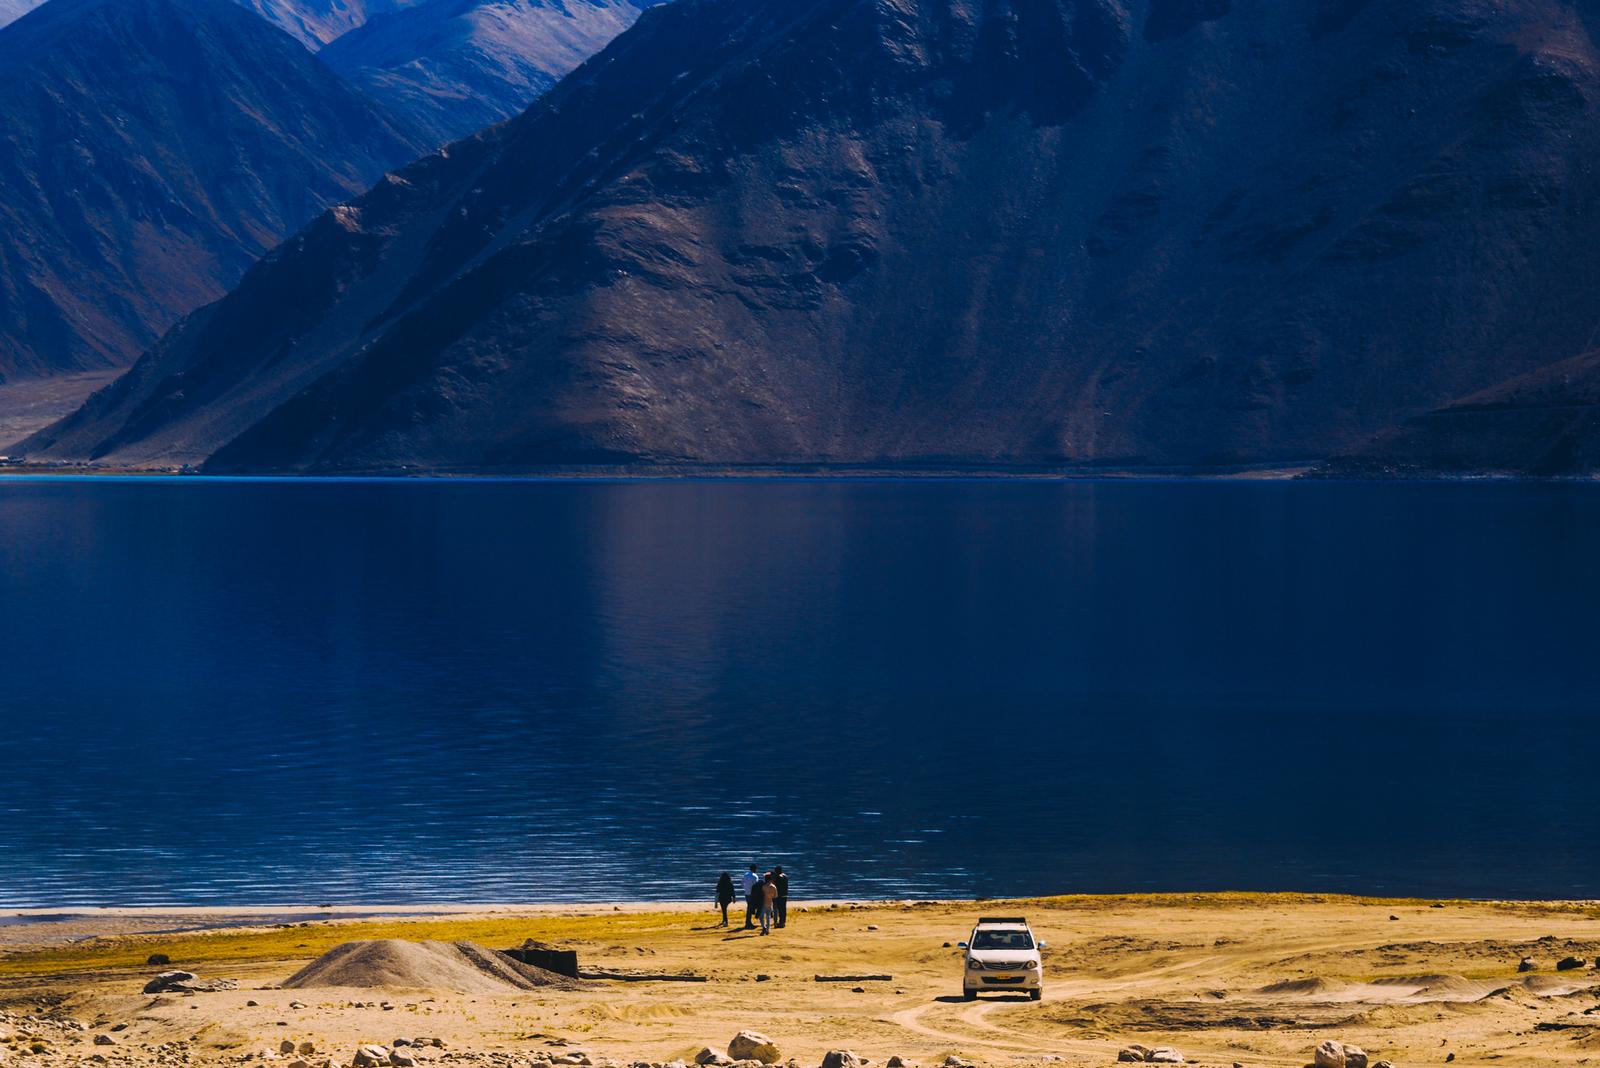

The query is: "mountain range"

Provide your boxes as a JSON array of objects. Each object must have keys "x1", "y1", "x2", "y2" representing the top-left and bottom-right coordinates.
[
  {"x1": 0, "y1": 0, "x2": 425, "y2": 382},
  {"x1": 18, "y1": 0, "x2": 1600, "y2": 474},
  {"x1": 321, "y1": 0, "x2": 662, "y2": 145}
]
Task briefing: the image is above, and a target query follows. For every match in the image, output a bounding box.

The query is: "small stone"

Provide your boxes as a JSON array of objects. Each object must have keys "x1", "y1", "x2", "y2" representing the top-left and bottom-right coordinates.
[
  {"x1": 865, "y1": 926, "x2": 879, "y2": 931},
  {"x1": 392, "y1": 1041, "x2": 411, "y2": 1049},
  {"x1": 248, "y1": 1001, "x2": 259, "y2": 1008},
  {"x1": 391, "y1": 1054, "x2": 416, "y2": 1067},
  {"x1": 1116, "y1": 1052, "x2": 1144, "y2": 1064},
  {"x1": 352, "y1": 1046, "x2": 390, "y2": 1068},
  {"x1": 93, "y1": 1036, "x2": 115, "y2": 1047},
  {"x1": 820, "y1": 1053, "x2": 860, "y2": 1068},
  {"x1": 1145, "y1": 1049, "x2": 1183, "y2": 1064},
  {"x1": 754, "y1": 975, "x2": 770, "y2": 983},
  {"x1": 147, "y1": 955, "x2": 171, "y2": 966},
  {"x1": 851, "y1": 986, "x2": 866, "y2": 993},
  {"x1": 885, "y1": 1058, "x2": 905, "y2": 1067},
  {"x1": 1518, "y1": 957, "x2": 1538, "y2": 972},
  {"x1": 1313, "y1": 1041, "x2": 1349, "y2": 1068},
  {"x1": 300, "y1": 1043, "x2": 317, "y2": 1055},
  {"x1": 282, "y1": 1041, "x2": 299, "y2": 1055}
]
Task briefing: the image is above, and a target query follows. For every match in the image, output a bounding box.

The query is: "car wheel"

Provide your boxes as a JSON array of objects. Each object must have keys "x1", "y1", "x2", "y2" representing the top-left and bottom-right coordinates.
[
  {"x1": 1029, "y1": 989, "x2": 1042, "y2": 1002},
  {"x1": 962, "y1": 987, "x2": 976, "y2": 1001}
]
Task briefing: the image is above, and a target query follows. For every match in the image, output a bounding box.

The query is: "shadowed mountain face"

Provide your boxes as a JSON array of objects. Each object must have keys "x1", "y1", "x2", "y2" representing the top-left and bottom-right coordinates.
[
  {"x1": 0, "y1": 0, "x2": 426, "y2": 383},
  {"x1": 20, "y1": 0, "x2": 1600, "y2": 471},
  {"x1": 1316, "y1": 349, "x2": 1600, "y2": 477},
  {"x1": 320, "y1": 0, "x2": 662, "y2": 145}
]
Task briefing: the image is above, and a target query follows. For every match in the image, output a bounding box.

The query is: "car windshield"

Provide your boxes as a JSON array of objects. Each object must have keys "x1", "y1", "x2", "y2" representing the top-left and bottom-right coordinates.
[{"x1": 971, "y1": 930, "x2": 1034, "y2": 950}]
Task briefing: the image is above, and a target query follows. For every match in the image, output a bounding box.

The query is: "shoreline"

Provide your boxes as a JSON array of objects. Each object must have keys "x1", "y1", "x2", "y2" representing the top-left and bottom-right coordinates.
[{"x1": 4, "y1": 894, "x2": 1598, "y2": 1067}]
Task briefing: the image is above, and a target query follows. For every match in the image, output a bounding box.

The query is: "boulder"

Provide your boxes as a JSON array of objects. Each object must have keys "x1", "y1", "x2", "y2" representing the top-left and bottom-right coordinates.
[
  {"x1": 1558, "y1": 957, "x2": 1586, "y2": 971},
  {"x1": 1116, "y1": 1053, "x2": 1145, "y2": 1064},
  {"x1": 1518, "y1": 957, "x2": 1537, "y2": 972},
  {"x1": 147, "y1": 954, "x2": 171, "y2": 966},
  {"x1": 353, "y1": 1046, "x2": 391, "y2": 1067},
  {"x1": 727, "y1": 1034, "x2": 780, "y2": 1065},
  {"x1": 821, "y1": 1053, "x2": 860, "y2": 1068},
  {"x1": 696, "y1": 1051, "x2": 732, "y2": 1067},
  {"x1": 391, "y1": 1054, "x2": 416, "y2": 1067},
  {"x1": 886, "y1": 1059, "x2": 906, "y2": 1068},
  {"x1": 1145, "y1": 1049, "x2": 1183, "y2": 1064},
  {"x1": 1314, "y1": 1041, "x2": 1359, "y2": 1068}
]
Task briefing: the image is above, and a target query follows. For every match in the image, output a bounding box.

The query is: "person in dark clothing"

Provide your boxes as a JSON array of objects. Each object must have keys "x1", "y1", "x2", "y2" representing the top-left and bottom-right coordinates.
[
  {"x1": 772, "y1": 865, "x2": 789, "y2": 929},
  {"x1": 741, "y1": 864, "x2": 761, "y2": 929},
  {"x1": 715, "y1": 872, "x2": 736, "y2": 927}
]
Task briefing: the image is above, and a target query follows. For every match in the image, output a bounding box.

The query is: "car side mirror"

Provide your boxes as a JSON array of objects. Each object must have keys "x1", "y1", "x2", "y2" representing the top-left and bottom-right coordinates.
[
  {"x1": 956, "y1": 941, "x2": 968, "y2": 949},
  {"x1": 1037, "y1": 941, "x2": 1047, "y2": 949}
]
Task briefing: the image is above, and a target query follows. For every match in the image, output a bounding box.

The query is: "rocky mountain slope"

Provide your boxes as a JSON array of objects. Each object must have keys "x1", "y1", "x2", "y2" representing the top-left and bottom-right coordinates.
[
  {"x1": 233, "y1": 0, "x2": 424, "y2": 46},
  {"x1": 320, "y1": 0, "x2": 660, "y2": 145},
  {"x1": 1316, "y1": 348, "x2": 1600, "y2": 477},
  {"x1": 0, "y1": 0, "x2": 40, "y2": 26},
  {"x1": 19, "y1": 0, "x2": 1600, "y2": 472},
  {"x1": 0, "y1": 0, "x2": 425, "y2": 383}
]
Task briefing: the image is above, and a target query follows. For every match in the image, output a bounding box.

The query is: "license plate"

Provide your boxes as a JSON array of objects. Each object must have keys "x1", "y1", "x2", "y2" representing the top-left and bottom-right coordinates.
[{"x1": 992, "y1": 974, "x2": 1017, "y2": 980}]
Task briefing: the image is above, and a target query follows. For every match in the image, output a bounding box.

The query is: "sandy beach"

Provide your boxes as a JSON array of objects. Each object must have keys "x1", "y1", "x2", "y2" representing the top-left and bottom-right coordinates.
[{"x1": 2, "y1": 895, "x2": 1598, "y2": 1068}]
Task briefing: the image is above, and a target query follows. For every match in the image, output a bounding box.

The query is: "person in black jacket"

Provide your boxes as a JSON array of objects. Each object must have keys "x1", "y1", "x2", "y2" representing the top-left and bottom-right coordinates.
[
  {"x1": 714, "y1": 872, "x2": 736, "y2": 927},
  {"x1": 772, "y1": 865, "x2": 789, "y2": 929}
]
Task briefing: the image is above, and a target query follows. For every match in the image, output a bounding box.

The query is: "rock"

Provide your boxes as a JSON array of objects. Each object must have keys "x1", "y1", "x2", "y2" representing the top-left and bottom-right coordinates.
[
  {"x1": 727, "y1": 1034, "x2": 779, "y2": 1065},
  {"x1": 755, "y1": 975, "x2": 771, "y2": 983},
  {"x1": 282, "y1": 1041, "x2": 299, "y2": 1055},
  {"x1": 696, "y1": 1051, "x2": 733, "y2": 1067},
  {"x1": 301, "y1": 1043, "x2": 318, "y2": 1055},
  {"x1": 147, "y1": 955, "x2": 171, "y2": 966},
  {"x1": 821, "y1": 1053, "x2": 860, "y2": 1068},
  {"x1": 886, "y1": 1059, "x2": 905, "y2": 1067},
  {"x1": 1370, "y1": 1063, "x2": 1394, "y2": 1068},
  {"x1": 1518, "y1": 957, "x2": 1537, "y2": 972},
  {"x1": 1314, "y1": 1041, "x2": 1365, "y2": 1068},
  {"x1": 865, "y1": 926, "x2": 879, "y2": 931},
  {"x1": 142, "y1": 972, "x2": 234, "y2": 994},
  {"x1": 93, "y1": 1036, "x2": 114, "y2": 1047},
  {"x1": 1117, "y1": 1052, "x2": 1145, "y2": 1064},
  {"x1": 289, "y1": 1002, "x2": 305, "y2": 1010},
  {"x1": 392, "y1": 1040, "x2": 411, "y2": 1048},
  {"x1": 1558, "y1": 957, "x2": 1586, "y2": 970},
  {"x1": 1145, "y1": 1049, "x2": 1183, "y2": 1064},
  {"x1": 352, "y1": 1046, "x2": 390, "y2": 1067},
  {"x1": 248, "y1": 1001, "x2": 259, "y2": 1007},
  {"x1": 391, "y1": 1054, "x2": 416, "y2": 1067}
]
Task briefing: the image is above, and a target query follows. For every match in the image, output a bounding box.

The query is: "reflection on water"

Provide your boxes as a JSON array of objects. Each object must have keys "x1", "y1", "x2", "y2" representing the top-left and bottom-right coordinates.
[{"x1": 1, "y1": 477, "x2": 1598, "y2": 906}]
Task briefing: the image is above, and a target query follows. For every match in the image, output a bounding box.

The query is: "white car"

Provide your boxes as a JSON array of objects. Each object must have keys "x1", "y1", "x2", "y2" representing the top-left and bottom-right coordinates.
[{"x1": 958, "y1": 916, "x2": 1045, "y2": 1000}]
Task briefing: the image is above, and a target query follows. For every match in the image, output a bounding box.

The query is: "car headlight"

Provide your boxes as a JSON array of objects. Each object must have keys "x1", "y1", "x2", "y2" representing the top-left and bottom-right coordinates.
[
  {"x1": 1025, "y1": 959, "x2": 1039, "y2": 970},
  {"x1": 967, "y1": 959, "x2": 984, "y2": 970}
]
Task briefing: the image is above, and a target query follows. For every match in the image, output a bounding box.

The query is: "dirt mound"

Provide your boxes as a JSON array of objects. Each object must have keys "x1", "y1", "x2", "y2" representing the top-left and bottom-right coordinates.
[
  {"x1": 282, "y1": 940, "x2": 580, "y2": 993},
  {"x1": 1258, "y1": 978, "x2": 1340, "y2": 998}
]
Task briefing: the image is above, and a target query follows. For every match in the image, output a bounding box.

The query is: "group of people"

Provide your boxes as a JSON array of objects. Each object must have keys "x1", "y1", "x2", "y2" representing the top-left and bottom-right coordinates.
[{"x1": 714, "y1": 864, "x2": 788, "y2": 934}]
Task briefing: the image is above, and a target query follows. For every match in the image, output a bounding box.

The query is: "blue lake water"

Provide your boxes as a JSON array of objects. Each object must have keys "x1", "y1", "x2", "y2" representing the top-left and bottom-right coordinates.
[{"x1": 1, "y1": 476, "x2": 1598, "y2": 907}]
